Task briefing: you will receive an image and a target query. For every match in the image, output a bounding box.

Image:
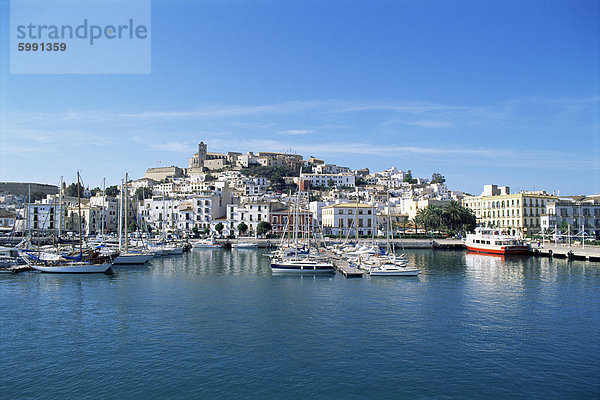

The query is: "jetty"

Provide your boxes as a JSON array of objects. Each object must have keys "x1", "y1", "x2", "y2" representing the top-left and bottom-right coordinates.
[
  {"x1": 330, "y1": 255, "x2": 364, "y2": 277},
  {"x1": 531, "y1": 243, "x2": 600, "y2": 262}
]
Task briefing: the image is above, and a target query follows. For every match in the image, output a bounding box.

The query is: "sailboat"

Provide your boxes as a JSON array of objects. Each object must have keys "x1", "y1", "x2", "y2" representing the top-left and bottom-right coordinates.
[
  {"x1": 21, "y1": 172, "x2": 113, "y2": 273},
  {"x1": 113, "y1": 174, "x2": 154, "y2": 265},
  {"x1": 270, "y1": 177, "x2": 334, "y2": 273},
  {"x1": 366, "y1": 194, "x2": 419, "y2": 277}
]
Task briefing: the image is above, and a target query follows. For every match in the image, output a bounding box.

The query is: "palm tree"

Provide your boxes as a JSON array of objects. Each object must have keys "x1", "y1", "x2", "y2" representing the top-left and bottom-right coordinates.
[
  {"x1": 415, "y1": 209, "x2": 427, "y2": 234},
  {"x1": 424, "y1": 204, "x2": 443, "y2": 232},
  {"x1": 444, "y1": 200, "x2": 463, "y2": 231}
]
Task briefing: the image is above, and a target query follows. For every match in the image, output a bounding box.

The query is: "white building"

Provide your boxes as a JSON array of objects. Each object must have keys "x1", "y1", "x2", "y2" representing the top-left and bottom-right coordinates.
[
  {"x1": 321, "y1": 203, "x2": 377, "y2": 237},
  {"x1": 141, "y1": 192, "x2": 228, "y2": 234},
  {"x1": 226, "y1": 201, "x2": 282, "y2": 236},
  {"x1": 541, "y1": 197, "x2": 600, "y2": 239},
  {"x1": 298, "y1": 173, "x2": 355, "y2": 188}
]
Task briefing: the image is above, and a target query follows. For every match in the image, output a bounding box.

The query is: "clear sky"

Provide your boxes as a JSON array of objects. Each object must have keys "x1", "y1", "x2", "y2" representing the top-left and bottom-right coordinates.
[{"x1": 1, "y1": 0, "x2": 599, "y2": 195}]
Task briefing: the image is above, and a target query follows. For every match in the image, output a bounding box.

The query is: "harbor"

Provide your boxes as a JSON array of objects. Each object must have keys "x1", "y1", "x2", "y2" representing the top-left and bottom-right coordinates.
[{"x1": 1, "y1": 248, "x2": 599, "y2": 399}]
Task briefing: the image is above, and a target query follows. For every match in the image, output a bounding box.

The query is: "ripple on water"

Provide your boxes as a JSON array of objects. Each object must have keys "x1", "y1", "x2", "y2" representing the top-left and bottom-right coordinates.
[{"x1": 0, "y1": 249, "x2": 599, "y2": 399}]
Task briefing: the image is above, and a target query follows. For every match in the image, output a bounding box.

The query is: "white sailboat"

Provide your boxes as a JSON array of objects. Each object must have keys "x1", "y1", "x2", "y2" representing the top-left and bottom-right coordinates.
[
  {"x1": 232, "y1": 241, "x2": 258, "y2": 248},
  {"x1": 270, "y1": 179, "x2": 334, "y2": 273},
  {"x1": 366, "y1": 193, "x2": 419, "y2": 277},
  {"x1": 23, "y1": 172, "x2": 112, "y2": 273},
  {"x1": 192, "y1": 238, "x2": 224, "y2": 248},
  {"x1": 113, "y1": 174, "x2": 153, "y2": 265}
]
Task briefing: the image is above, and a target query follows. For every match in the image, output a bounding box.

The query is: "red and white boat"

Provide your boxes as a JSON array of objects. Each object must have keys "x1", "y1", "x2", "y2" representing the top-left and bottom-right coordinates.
[{"x1": 464, "y1": 227, "x2": 530, "y2": 255}]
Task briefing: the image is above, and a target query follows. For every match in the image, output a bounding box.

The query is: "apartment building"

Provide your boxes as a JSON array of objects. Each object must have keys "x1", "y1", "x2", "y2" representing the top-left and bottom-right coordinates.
[
  {"x1": 541, "y1": 197, "x2": 600, "y2": 239},
  {"x1": 462, "y1": 185, "x2": 557, "y2": 237},
  {"x1": 322, "y1": 203, "x2": 377, "y2": 236}
]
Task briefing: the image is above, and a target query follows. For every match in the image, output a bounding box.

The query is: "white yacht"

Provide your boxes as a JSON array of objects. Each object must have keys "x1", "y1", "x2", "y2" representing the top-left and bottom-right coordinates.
[{"x1": 232, "y1": 242, "x2": 258, "y2": 248}]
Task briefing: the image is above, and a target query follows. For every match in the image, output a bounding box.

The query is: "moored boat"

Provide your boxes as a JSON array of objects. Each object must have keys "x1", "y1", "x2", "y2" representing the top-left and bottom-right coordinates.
[
  {"x1": 464, "y1": 227, "x2": 530, "y2": 255},
  {"x1": 192, "y1": 238, "x2": 224, "y2": 248},
  {"x1": 368, "y1": 263, "x2": 419, "y2": 276},
  {"x1": 113, "y1": 251, "x2": 154, "y2": 265},
  {"x1": 270, "y1": 258, "x2": 335, "y2": 273},
  {"x1": 232, "y1": 242, "x2": 258, "y2": 248}
]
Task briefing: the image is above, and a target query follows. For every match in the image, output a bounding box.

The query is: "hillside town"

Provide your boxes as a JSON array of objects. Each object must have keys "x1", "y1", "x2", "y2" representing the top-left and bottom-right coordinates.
[{"x1": 1, "y1": 141, "x2": 600, "y2": 242}]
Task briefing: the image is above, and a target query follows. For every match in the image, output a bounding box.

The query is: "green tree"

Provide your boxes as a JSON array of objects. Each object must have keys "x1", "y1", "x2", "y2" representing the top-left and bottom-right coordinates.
[
  {"x1": 203, "y1": 227, "x2": 210, "y2": 235},
  {"x1": 134, "y1": 187, "x2": 152, "y2": 201},
  {"x1": 237, "y1": 222, "x2": 248, "y2": 235},
  {"x1": 355, "y1": 176, "x2": 367, "y2": 186},
  {"x1": 191, "y1": 227, "x2": 200, "y2": 238},
  {"x1": 65, "y1": 182, "x2": 85, "y2": 197},
  {"x1": 403, "y1": 170, "x2": 418, "y2": 184},
  {"x1": 559, "y1": 220, "x2": 570, "y2": 235},
  {"x1": 128, "y1": 222, "x2": 137, "y2": 233},
  {"x1": 431, "y1": 173, "x2": 446, "y2": 184},
  {"x1": 414, "y1": 209, "x2": 427, "y2": 233},
  {"x1": 444, "y1": 200, "x2": 463, "y2": 231},
  {"x1": 30, "y1": 191, "x2": 46, "y2": 202},
  {"x1": 257, "y1": 221, "x2": 272, "y2": 236},
  {"x1": 459, "y1": 206, "x2": 476, "y2": 232},
  {"x1": 215, "y1": 222, "x2": 224, "y2": 234},
  {"x1": 425, "y1": 204, "x2": 444, "y2": 232},
  {"x1": 90, "y1": 187, "x2": 102, "y2": 196},
  {"x1": 327, "y1": 178, "x2": 335, "y2": 188},
  {"x1": 105, "y1": 185, "x2": 119, "y2": 197},
  {"x1": 204, "y1": 173, "x2": 217, "y2": 181}
]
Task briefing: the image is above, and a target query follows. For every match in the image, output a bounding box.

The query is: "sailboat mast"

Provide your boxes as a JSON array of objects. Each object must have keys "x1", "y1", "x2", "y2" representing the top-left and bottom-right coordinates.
[
  {"x1": 77, "y1": 171, "x2": 83, "y2": 256},
  {"x1": 101, "y1": 178, "x2": 105, "y2": 237},
  {"x1": 118, "y1": 179, "x2": 123, "y2": 252},
  {"x1": 58, "y1": 177, "x2": 63, "y2": 238},
  {"x1": 162, "y1": 186, "x2": 166, "y2": 241},
  {"x1": 125, "y1": 173, "x2": 129, "y2": 252},
  {"x1": 286, "y1": 193, "x2": 291, "y2": 247},
  {"x1": 354, "y1": 189, "x2": 359, "y2": 242}
]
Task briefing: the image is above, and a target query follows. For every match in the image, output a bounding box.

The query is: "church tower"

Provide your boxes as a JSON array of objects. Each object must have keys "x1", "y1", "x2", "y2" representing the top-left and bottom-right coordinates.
[{"x1": 198, "y1": 141, "x2": 207, "y2": 164}]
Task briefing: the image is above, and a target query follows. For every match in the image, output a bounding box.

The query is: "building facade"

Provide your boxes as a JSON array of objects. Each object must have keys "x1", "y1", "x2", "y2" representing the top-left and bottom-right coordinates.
[
  {"x1": 462, "y1": 185, "x2": 557, "y2": 237},
  {"x1": 322, "y1": 203, "x2": 377, "y2": 236},
  {"x1": 540, "y1": 197, "x2": 600, "y2": 239}
]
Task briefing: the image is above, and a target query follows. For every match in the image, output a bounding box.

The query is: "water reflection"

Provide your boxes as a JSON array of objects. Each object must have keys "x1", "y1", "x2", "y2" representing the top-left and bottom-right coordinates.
[
  {"x1": 464, "y1": 251, "x2": 527, "y2": 283},
  {"x1": 148, "y1": 248, "x2": 273, "y2": 276}
]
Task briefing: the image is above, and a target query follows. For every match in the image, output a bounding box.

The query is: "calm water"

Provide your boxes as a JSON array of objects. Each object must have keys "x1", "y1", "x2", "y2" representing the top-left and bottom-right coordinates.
[{"x1": 1, "y1": 249, "x2": 599, "y2": 399}]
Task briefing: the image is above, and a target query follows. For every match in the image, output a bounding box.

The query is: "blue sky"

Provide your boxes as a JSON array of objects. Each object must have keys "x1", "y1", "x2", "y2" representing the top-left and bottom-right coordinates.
[{"x1": 1, "y1": 0, "x2": 599, "y2": 194}]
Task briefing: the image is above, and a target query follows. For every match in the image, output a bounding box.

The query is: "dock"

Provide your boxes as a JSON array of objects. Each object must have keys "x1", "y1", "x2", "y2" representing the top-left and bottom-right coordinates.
[
  {"x1": 330, "y1": 255, "x2": 364, "y2": 278},
  {"x1": 531, "y1": 243, "x2": 600, "y2": 262}
]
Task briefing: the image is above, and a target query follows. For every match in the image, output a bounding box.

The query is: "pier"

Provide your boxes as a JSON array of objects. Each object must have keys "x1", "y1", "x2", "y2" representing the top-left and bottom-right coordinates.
[
  {"x1": 329, "y1": 255, "x2": 364, "y2": 278},
  {"x1": 531, "y1": 243, "x2": 600, "y2": 262}
]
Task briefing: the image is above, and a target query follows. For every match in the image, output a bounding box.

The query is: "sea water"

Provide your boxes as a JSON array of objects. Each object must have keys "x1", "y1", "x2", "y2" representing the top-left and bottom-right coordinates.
[{"x1": 1, "y1": 249, "x2": 598, "y2": 399}]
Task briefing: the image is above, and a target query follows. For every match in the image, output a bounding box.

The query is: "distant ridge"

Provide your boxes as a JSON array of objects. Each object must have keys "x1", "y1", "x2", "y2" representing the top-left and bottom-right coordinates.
[{"x1": 0, "y1": 182, "x2": 59, "y2": 196}]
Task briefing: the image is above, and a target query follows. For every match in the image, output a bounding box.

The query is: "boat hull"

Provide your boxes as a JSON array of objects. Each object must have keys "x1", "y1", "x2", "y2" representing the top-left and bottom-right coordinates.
[
  {"x1": 465, "y1": 245, "x2": 530, "y2": 255},
  {"x1": 270, "y1": 262, "x2": 335, "y2": 273},
  {"x1": 113, "y1": 254, "x2": 153, "y2": 264},
  {"x1": 30, "y1": 263, "x2": 112, "y2": 273},
  {"x1": 369, "y1": 269, "x2": 419, "y2": 276}
]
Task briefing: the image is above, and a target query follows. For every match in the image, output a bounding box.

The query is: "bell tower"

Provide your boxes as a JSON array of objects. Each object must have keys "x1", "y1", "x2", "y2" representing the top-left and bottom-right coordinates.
[{"x1": 198, "y1": 141, "x2": 207, "y2": 164}]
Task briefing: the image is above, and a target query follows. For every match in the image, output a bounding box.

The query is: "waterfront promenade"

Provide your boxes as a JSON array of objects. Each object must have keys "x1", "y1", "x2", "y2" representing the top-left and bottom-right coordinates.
[{"x1": 224, "y1": 237, "x2": 600, "y2": 262}]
